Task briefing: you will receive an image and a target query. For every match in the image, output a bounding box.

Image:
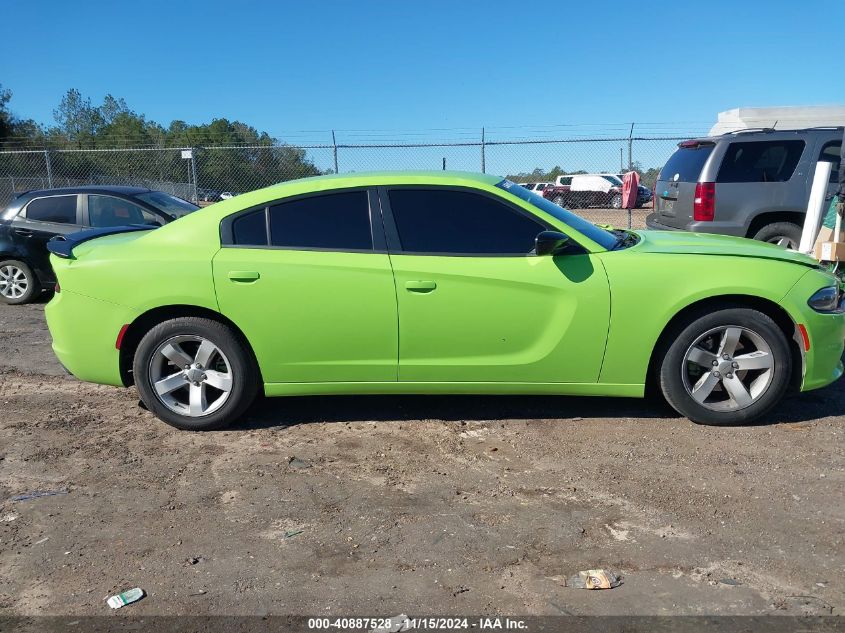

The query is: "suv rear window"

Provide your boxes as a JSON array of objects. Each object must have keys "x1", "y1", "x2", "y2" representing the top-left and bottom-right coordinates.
[
  {"x1": 659, "y1": 145, "x2": 714, "y2": 183},
  {"x1": 716, "y1": 140, "x2": 805, "y2": 183}
]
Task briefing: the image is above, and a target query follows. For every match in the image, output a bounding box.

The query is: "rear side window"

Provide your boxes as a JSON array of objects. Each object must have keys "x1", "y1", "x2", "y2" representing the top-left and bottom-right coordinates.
[
  {"x1": 558, "y1": 177, "x2": 572, "y2": 185},
  {"x1": 232, "y1": 210, "x2": 268, "y2": 246},
  {"x1": 659, "y1": 145, "x2": 714, "y2": 183},
  {"x1": 269, "y1": 191, "x2": 372, "y2": 250},
  {"x1": 819, "y1": 142, "x2": 841, "y2": 183},
  {"x1": 388, "y1": 189, "x2": 544, "y2": 255},
  {"x1": 717, "y1": 140, "x2": 805, "y2": 183},
  {"x1": 24, "y1": 196, "x2": 77, "y2": 224}
]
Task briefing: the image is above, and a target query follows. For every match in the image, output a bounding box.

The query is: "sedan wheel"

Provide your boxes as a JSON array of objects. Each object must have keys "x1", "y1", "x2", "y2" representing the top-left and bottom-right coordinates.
[
  {"x1": 134, "y1": 317, "x2": 258, "y2": 430},
  {"x1": 681, "y1": 326, "x2": 774, "y2": 411},
  {"x1": 659, "y1": 307, "x2": 790, "y2": 425},
  {"x1": 150, "y1": 335, "x2": 234, "y2": 417},
  {"x1": 0, "y1": 260, "x2": 40, "y2": 305}
]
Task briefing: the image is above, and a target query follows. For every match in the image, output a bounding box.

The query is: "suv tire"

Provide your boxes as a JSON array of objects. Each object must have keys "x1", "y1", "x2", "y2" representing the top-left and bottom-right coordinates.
[
  {"x1": 0, "y1": 259, "x2": 40, "y2": 305},
  {"x1": 659, "y1": 307, "x2": 791, "y2": 426},
  {"x1": 134, "y1": 317, "x2": 259, "y2": 431},
  {"x1": 752, "y1": 222, "x2": 802, "y2": 250}
]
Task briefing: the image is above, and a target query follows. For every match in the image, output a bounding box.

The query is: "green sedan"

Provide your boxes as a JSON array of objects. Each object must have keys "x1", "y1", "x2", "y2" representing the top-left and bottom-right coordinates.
[{"x1": 44, "y1": 171, "x2": 845, "y2": 430}]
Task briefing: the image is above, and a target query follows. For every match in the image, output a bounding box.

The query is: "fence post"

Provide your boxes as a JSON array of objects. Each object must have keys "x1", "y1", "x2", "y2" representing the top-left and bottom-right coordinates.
[
  {"x1": 190, "y1": 148, "x2": 198, "y2": 203},
  {"x1": 332, "y1": 130, "x2": 339, "y2": 174},
  {"x1": 627, "y1": 123, "x2": 635, "y2": 229},
  {"x1": 44, "y1": 149, "x2": 54, "y2": 188},
  {"x1": 480, "y1": 127, "x2": 486, "y2": 174}
]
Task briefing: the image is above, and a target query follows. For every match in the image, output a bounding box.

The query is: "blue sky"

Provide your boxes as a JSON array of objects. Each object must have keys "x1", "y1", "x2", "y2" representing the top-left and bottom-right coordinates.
[{"x1": 2, "y1": 0, "x2": 843, "y2": 174}]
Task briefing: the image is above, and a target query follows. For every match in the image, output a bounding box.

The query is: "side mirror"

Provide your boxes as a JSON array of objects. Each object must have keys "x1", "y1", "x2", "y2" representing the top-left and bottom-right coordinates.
[{"x1": 535, "y1": 230, "x2": 571, "y2": 256}]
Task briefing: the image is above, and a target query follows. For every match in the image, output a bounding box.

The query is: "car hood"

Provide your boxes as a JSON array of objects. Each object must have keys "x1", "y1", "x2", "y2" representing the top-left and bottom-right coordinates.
[{"x1": 633, "y1": 230, "x2": 818, "y2": 267}]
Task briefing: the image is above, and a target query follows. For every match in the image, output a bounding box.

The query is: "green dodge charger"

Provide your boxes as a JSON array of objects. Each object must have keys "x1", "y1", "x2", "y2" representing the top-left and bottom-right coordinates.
[{"x1": 44, "y1": 171, "x2": 845, "y2": 430}]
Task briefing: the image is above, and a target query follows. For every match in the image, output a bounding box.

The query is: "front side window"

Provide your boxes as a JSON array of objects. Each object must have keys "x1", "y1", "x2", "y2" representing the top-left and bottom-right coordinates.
[
  {"x1": 717, "y1": 140, "x2": 805, "y2": 183},
  {"x1": 24, "y1": 195, "x2": 77, "y2": 224},
  {"x1": 88, "y1": 195, "x2": 162, "y2": 228},
  {"x1": 269, "y1": 190, "x2": 372, "y2": 250},
  {"x1": 388, "y1": 188, "x2": 545, "y2": 255}
]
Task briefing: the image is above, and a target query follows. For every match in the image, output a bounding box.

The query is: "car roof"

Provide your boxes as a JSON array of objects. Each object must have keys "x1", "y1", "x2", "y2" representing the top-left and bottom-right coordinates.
[
  {"x1": 685, "y1": 126, "x2": 844, "y2": 145},
  {"x1": 20, "y1": 185, "x2": 152, "y2": 197}
]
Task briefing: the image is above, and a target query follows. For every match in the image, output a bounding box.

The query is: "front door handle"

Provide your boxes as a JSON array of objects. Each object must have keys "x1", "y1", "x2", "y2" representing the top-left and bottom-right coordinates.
[
  {"x1": 228, "y1": 270, "x2": 260, "y2": 283},
  {"x1": 405, "y1": 280, "x2": 436, "y2": 293}
]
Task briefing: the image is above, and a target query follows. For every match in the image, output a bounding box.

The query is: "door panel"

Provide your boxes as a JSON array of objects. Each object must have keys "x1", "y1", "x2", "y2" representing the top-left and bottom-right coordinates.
[
  {"x1": 213, "y1": 248, "x2": 398, "y2": 383},
  {"x1": 391, "y1": 253, "x2": 610, "y2": 383},
  {"x1": 12, "y1": 195, "x2": 82, "y2": 281}
]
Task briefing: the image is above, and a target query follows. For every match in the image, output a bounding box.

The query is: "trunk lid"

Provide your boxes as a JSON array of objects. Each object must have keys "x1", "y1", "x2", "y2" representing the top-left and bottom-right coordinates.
[{"x1": 655, "y1": 141, "x2": 716, "y2": 228}]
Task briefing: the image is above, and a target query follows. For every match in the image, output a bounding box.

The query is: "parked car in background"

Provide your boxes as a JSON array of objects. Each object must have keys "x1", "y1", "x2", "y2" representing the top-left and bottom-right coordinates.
[
  {"x1": 646, "y1": 127, "x2": 842, "y2": 249},
  {"x1": 519, "y1": 182, "x2": 553, "y2": 196},
  {"x1": 220, "y1": 191, "x2": 238, "y2": 200},
  {"x1": 42, "y1": 171, "x2": 845, "y2": 431},
  {"x1": 0, "y1": 186, "x2": 199, "y2": 304},
  {"x1": 544, "y1": 174, "x2": 626, "y2": 209},
  {"x1": 616, "y1": 174, "x2": 654, "y2": 207},
  {"x1": 197, "y1": 189, "x2": 223, "y2": 203}
]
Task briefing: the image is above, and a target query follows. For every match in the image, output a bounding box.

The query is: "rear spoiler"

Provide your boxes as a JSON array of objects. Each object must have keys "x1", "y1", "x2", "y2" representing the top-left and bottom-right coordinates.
[{"x1": 47, "y1": 225, "x2": 154, "y2": 259}]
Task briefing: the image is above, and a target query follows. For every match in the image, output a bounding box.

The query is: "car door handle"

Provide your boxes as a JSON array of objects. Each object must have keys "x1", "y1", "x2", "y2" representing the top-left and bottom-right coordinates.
[
  {"x1": 228, "y1": 270, "x2": 260, "y2": 282},
  {"x1": 405, "y1": 280, "x2": 436, "y2": 293},
  {"x1": 13, "y1": 228, "x2": 33, "y2": 237}
]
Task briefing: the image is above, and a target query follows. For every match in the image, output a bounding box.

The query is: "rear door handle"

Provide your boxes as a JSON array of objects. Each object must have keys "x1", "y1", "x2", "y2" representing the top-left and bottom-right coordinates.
[
  {"x1": 228, "y1": 270, "x2": 260, "y2": 283},
  {"x1": 405, "y1": 280, "x2": 436, "y2": 293},
  {"x1": 14, "y1": 228, "x2": 33, "y2": 237}
]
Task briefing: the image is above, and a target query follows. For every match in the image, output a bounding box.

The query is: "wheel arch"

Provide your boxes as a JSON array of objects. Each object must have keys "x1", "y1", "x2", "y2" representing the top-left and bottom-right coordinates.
[
  {"x1": 745, "y1": 210, "x2": 805, "y2": 239},
  {"x1": 645, "y1": 294, "x2": 803, "y2": 397},
  {"x1": 118, "y1": 304, "x2": 263, "y2": 389}
]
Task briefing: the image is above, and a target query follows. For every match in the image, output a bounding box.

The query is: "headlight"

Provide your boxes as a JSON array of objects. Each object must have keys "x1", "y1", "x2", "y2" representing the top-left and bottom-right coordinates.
[{"x1": 807, "y1": 286, "x2": 842, "y2": 312}]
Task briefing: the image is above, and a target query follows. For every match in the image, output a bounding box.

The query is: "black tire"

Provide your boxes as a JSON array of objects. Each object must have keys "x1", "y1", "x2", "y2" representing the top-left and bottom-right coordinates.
[
  {"x1": 752, "y1": 222, "x2": 802, "y2": 250},
  {"x1": 133, "y1": 317, "x2": 259, "y2": 431},
  {"x1": 0, "y1": 259, "x2": 41, "y2": 305},
  {"x1": 658, "y1": 307, "x2": 791, "y2": 426}
]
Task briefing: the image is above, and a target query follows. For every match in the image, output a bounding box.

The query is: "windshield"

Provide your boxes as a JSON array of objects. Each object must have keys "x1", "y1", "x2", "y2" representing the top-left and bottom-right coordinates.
[
  {"x1": 496, "y1": 179, "x2": 618, "y2": 250},
  {"x1": 135, "y1": 191, "x2": 199, "y2": 219}
]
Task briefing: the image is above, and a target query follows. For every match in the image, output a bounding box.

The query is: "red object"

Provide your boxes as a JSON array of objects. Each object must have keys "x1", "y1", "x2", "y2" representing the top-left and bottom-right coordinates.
[
  {"x1": 622, "y1": 171, "x2": 640, "y2": 209},
  {"x1": 115, "y1": 324, "x2": 130, "y2": 350},
  {"x1": 797, "y1": 324, "x2": 810, "y2": 352},
  {"x1": 693, "y1": 182, "x2": 716, "y2": 221}
]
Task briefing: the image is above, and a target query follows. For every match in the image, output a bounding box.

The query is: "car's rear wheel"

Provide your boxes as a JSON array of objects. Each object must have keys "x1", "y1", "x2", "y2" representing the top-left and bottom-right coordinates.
[
  {"x1": 133, "y1": 317, "x2": 259, "y2": 430},
  {"x1": 610, "y1": 194, "x2": 623, "y2": 209},
  {"x1": 0, "y1": 259, "x2": 40, "y2": 305},
  {"x1": 552, "y1": 195, "x2": 565, "y2": 207},
  {"x1": 659, "y1": 308, "x2": 791, "y2": 426},
  {"x1": 752, "y1": 222, "x2": 802, "y2": 250}
]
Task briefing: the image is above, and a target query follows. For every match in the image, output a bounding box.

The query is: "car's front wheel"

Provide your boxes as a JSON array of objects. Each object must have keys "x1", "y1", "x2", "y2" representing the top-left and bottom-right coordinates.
[
  {"x1": 659, "y1": 308, "x2": 791, "y2": 426},
  {"x1": 0, "y1": 259, "x2": 40, "y2": 305},
  {"x1": 133, "y1": 317, "x2": 259, "y2": 430}
]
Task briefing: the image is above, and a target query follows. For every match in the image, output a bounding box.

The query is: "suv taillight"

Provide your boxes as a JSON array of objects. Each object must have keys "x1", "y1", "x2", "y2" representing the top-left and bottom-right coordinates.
[{"x1": 693, "y1": 182, "x2": 715, "y2": 221}]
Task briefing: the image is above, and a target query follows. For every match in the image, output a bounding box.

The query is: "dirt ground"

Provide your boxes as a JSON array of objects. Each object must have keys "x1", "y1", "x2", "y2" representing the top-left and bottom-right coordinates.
[{"x1": 0, "y1": 299, "x2": 843, "y2": 618}]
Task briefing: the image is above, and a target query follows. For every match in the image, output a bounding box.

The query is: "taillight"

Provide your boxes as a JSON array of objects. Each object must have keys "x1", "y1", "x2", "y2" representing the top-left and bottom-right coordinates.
[{"x1": 693, "y1": 182, "x2": 716, "y2": 221}]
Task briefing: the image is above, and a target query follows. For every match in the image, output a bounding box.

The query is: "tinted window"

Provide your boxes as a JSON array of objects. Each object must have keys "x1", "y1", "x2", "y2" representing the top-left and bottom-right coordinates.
[
  {"x1": 558, "y1": 177, "x2": 572, "y2": 185},
  {"x1": 717, "y1": 140, "x2": 804, "y2": 183},
  {"x1": 135, "y1": 191, "x2": 199, "y2": 218},
  {"x1": 819, "y1": 142, "x2": 841, "y2": 184},
  {"x1": 659, "y1": 145, "x2": 714, "y2": 182},
  {"x1": 88, "y1": 195, "x2": 161, "y2": 227},
  {"x1": 232, "y1": 209, "x2": 268, "y2": 246},
  {"x1": 388, "y1": 188, "x2": 545, "y2": 255},
  {"x1": 269, "y1": 191, "x2": 372, "y2": 250},
  {"x1": 25, "y1": 196, "x2": 77, "y2": 224}
]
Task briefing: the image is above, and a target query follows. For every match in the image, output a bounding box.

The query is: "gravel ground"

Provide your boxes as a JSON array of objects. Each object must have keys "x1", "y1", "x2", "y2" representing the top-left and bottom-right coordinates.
[{"x1": 0, "y1": 301, "x2": 843, "y2": 618}]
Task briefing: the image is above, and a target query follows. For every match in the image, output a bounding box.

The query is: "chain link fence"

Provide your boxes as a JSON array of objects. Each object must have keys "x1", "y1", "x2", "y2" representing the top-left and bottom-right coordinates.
[{"x1": 0, "y1": 131, "x2": 698, "y2": 227}]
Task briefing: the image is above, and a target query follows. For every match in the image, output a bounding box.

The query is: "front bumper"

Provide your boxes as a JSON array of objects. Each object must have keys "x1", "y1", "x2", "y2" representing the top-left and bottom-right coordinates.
[{"x1": 781, "y1": 270, "x2": 845, "y2": 392}]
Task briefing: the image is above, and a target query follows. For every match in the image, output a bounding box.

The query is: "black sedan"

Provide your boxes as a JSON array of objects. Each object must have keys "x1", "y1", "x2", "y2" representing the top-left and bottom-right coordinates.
[{"x1": 0, "y1": 186, "x2": 198, "y2": 304}]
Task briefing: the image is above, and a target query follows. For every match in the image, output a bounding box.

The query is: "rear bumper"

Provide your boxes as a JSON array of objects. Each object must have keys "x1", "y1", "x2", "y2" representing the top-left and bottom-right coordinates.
[
  {"x1": 645, "y1": 214, "x2": 746, "y2": 237},
  {"x1": 45, "y1": 289, "x2": 130, "y2": 387}
]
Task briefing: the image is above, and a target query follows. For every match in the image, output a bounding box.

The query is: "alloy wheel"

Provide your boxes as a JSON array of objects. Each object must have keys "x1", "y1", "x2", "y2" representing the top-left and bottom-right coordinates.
[
  {"x1": 149, "y1": 335, "x2": 233, "y2": 417},
  {"x1": 0, "y1": 265, "x2": 28, "y2": 299},
  {"x1": 681, "y1": 325, "x2": 774, "y2": 411},
  {"x1": 765, "y1": 235, "x2": 798, "y2": 250}
]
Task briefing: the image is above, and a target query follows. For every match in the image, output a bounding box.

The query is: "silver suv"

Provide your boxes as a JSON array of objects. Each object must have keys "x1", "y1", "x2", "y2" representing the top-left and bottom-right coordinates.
[{"x1": 646, "y1": 127, "x2": 842, "y2": 249}]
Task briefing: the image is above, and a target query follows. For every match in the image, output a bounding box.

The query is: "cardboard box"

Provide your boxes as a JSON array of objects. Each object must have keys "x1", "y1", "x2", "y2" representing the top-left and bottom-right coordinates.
[{"x1": 814, "y1": 241, "x2": 845, "y2": 262}]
